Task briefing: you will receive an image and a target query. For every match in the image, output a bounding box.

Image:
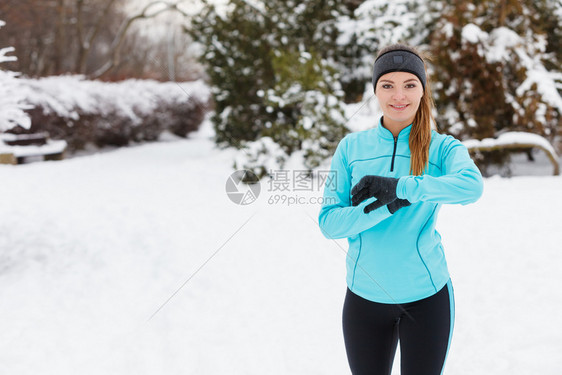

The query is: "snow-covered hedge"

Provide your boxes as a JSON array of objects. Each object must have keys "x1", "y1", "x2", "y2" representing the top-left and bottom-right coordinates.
[{"x1": 8, "y1": 76, "x2": 210, "y2": 151}]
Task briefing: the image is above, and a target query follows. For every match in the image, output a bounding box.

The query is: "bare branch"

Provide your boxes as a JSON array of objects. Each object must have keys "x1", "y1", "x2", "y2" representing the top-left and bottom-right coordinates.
[{"x1": 89, "y1": 0, "x2": 189, "y2": 79}]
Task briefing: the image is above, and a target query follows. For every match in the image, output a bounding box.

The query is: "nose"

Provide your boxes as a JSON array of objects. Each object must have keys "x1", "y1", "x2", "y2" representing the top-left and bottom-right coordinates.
[{"x1": 392, "y1": 88, "x2": 406, "y2": 101}]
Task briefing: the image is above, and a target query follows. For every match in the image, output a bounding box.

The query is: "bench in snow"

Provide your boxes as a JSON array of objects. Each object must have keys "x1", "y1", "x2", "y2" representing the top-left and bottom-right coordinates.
[
  {"x1": 463, "y1": 132, "x2": 560, "y2": 176},
  {"x1": 0, "y1": 133, "x2": 67, "y2": 164}
]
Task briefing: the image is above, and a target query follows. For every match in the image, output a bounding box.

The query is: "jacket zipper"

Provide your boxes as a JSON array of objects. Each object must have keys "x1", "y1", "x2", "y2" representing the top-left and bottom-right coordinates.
[{"x1": 390, "y1": 136, "x2": 398, "y2": 172}]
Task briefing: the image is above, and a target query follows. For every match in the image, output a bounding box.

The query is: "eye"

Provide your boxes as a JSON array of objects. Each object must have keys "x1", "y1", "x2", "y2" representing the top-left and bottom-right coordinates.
[
  {"x1": 381, "y1": 84, "x2": 392, "y2": 89},
  {"x1": 405, "y1": 83, "x2": 417, "y2": 89}
]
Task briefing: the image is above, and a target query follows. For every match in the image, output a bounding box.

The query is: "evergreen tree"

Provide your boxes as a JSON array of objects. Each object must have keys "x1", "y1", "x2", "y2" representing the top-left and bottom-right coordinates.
[
  {"x1": 189, "y1": 1, "x2": 274, "y2": 148},
  {"x1": 536, "y1": 0, "x2": 562, "y2": 66},
  {"x1": 189, "y1": 0, "x2": 351, "y2": 177},
  {"x1": 429, "y1": 0, "x2": 562, "y2": 172},
  {"x1": 252, "y1": 49, "x2": 347, "y2": 172},
  {"x1": 533, "y1": 0, "x2": 562, "y2": 144}
]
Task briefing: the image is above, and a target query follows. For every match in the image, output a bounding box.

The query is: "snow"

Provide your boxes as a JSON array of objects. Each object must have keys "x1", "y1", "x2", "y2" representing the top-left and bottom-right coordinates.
[
  {"x1": 338, "y1": 0, "x2": 434, "y2": 49},
  {"x1": 517, "y1": 70, "x2": 562, "y2": 112},
  {"x1": 343, "y1": 84, "x2": 380, "y2": 133},
  {"x1": 234, "y1": 136, "x2": 289, "y2": 171},
  {"x1": 487, "y1": 27, "x2": 521, "y2": 62},
  {"x1": 0, "y1": 46, "x2": 17, "y2": 63},
  {"x1": 461, "y1": 23, "x2": 488, "y2": 44},
  {"x1": 0, "y1": 120, "x2": 561, "y2": 374}
]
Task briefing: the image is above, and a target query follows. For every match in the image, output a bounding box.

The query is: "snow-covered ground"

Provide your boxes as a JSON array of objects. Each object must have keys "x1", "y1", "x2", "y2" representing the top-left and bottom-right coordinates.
[{"x1": 0, "y1": 121, "x2": 561, "y2": 374}]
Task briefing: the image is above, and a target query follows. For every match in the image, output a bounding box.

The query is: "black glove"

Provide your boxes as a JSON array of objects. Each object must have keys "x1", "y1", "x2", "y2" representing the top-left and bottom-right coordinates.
[
  {"x1": 387, "y1": 198, "x2": 411, "y2": 214},
  {"x1": 351, "y1": 175, "x2": 399, "y2": 214}
]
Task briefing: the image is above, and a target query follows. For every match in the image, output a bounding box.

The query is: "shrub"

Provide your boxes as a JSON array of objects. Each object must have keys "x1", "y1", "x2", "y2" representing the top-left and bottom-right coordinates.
[{"x1": 5, "y1": 76, "x2": 209, "y2": 151}]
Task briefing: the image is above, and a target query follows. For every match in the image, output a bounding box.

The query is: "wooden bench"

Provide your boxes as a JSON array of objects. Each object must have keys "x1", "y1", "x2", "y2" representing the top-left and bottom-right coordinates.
[{"x1": 0, "y1": 132, "x2": 67, "y2": 164}]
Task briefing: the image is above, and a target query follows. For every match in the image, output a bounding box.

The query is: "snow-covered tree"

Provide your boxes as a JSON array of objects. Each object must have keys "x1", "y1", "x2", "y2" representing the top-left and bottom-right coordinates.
[
  {"x1": 189, "y1": 0, "x2": 273, "y2": 148},
  {"x1": 0, "y1": 20, "x2": 31, "y2": 132},
  {"x1": 189, "y1": 0, "x2": 350, "y2": 176},
  {"x1": 429, "y1": 0, "x2": 562, "y2": 171},
  {"x1": 430, "y1": 0, "x2": 562, "y2": 140},
  {"x1": 536, "y1": 0, "x2": 562, "y2": 64}
]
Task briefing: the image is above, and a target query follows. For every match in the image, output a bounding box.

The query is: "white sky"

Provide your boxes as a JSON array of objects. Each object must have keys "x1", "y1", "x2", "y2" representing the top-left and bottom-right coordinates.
[{"x1": 124, "y1": 0, "x2": 230, "y2": 18}]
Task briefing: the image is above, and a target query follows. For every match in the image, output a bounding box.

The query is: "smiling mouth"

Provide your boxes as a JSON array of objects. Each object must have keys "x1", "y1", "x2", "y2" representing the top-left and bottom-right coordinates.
[{"x1": 390, "y1": 104, "x2": 409, "y2": 109}]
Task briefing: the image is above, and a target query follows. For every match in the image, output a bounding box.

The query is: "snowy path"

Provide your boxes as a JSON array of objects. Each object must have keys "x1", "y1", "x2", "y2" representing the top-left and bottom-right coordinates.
[{"x1": 0, "y1": 123, "x2": 561, "y2": 374}]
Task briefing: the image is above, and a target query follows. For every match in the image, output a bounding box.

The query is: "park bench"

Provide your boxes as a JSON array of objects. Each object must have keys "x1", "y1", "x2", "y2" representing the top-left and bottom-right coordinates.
[
  {"x1": 0, "y1": 132, "x2": 67, "y2": 164},
  {"x1": 463, "y1": 132, "x2": 560, "y2": 176}
]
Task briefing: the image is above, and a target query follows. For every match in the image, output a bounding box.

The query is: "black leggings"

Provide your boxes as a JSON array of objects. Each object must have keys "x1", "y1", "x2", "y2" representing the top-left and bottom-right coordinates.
[{"x1": 342, "y1": 281, "x2": 454, "y2": 375}]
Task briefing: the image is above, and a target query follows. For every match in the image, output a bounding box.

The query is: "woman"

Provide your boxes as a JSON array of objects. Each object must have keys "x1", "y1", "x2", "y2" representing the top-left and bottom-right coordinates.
[{"x1": 318, "y1": 44, "x2": 483, "y2": 375}]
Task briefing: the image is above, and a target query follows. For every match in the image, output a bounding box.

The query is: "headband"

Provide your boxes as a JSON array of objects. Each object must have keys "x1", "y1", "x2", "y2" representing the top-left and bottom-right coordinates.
[{"x1": 372, "y1": 49, "x2": 426, "y2": 91}]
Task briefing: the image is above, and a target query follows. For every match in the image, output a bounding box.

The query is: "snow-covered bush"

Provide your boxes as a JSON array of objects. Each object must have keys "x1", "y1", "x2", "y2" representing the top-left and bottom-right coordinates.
[
  {"x1": 9, "y1": 76, "x2": 209, "y2": 151},
  {"x1": 234, "y1": 137, "x2": 290, "y2": 179},
  {"x1": 0, "y1": 20, "x2": 31, "y2": 132}
]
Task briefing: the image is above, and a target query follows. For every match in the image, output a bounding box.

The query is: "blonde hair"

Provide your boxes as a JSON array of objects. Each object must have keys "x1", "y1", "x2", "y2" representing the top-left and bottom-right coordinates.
[{"x1": 376, "y1": 44, "x2": 435, "y2": 176}]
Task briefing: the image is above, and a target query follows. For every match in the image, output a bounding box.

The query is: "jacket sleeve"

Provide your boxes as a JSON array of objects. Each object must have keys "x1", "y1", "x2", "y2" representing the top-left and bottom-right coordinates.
[
  {"x1": 318, "y1": 137, "x2": 392, "y2": 239},
  {"x1": 396, "y1": 137, "x2": 483, "y2": 205}
]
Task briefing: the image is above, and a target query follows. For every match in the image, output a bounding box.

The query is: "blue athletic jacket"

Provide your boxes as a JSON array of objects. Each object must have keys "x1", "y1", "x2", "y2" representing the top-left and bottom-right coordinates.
[{"x1": 318, "y1": 118, "x2": 483, "y2": 303}]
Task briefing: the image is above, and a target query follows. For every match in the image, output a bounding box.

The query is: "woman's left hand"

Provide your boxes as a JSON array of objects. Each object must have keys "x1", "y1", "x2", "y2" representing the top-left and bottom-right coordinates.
[{"x1": 351, "y1": 175, "x2": 400, "y2": 213}]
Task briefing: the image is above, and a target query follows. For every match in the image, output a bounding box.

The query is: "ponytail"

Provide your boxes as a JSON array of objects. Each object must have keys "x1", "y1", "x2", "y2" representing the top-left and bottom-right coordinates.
[{"x1": 410, "y1": 79, "x2": 434, "y2": 175}]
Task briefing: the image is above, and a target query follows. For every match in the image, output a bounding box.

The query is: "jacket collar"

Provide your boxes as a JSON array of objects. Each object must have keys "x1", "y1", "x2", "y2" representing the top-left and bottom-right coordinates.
[{"x1": 375, "y1": 116, "x2": 412, "y2": 142}]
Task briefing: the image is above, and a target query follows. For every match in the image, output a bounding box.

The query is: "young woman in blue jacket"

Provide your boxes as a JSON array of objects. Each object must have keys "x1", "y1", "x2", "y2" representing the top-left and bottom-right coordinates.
[{"x1": 318, "y1": 44, "x2": 483, "y2": 375}]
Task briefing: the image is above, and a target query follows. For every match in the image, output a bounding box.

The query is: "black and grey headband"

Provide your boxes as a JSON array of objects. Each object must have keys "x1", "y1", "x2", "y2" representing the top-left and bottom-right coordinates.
[{"x1": 372, "y1": 49, "x2": 426, "y2": 91}]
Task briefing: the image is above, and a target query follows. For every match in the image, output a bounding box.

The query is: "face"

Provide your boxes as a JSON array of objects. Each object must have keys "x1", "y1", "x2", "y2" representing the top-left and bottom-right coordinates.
[{"x1": 375, "y1": 71, "x2": 424, "y2": 130}]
